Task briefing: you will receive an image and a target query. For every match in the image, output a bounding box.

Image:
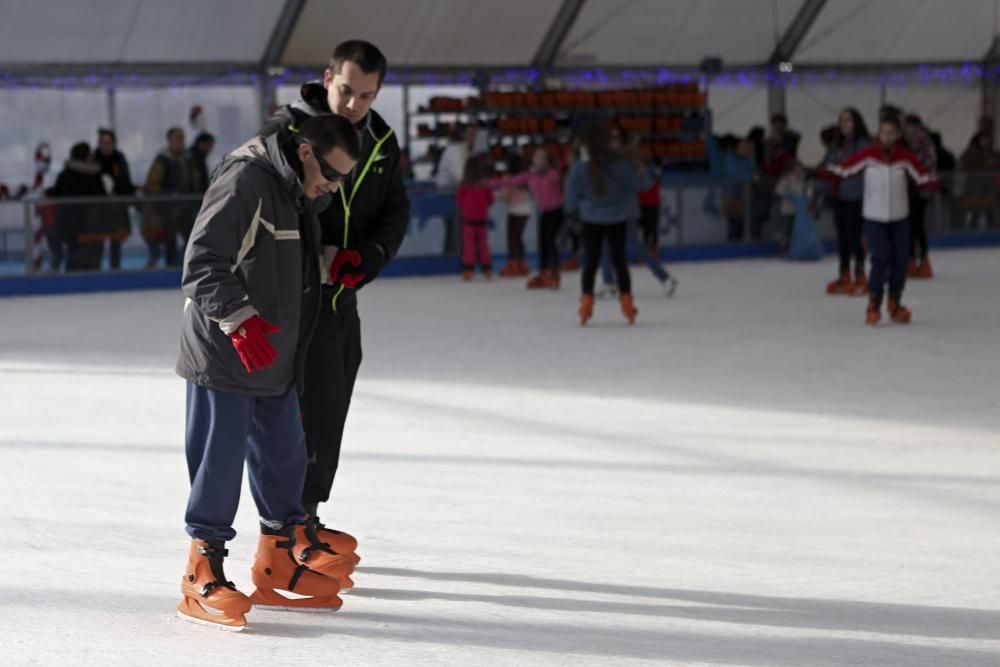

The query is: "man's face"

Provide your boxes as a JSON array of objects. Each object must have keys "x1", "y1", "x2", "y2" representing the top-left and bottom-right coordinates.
[
  {"x1": 168, "y1": 130, "x2": 185, "y2": 154},
  {"x1": 324, "y1": 60, "x2": 380, "y2": 125},
  {"x1": 198, "y1": 139, "x2": 215, "y2": 156},
  {"x1": 98, "y1": 135, "x2": 115, "y2": 156},
  {"x1": 300, "y1": 144, "x2": 357, "y2": 199}
]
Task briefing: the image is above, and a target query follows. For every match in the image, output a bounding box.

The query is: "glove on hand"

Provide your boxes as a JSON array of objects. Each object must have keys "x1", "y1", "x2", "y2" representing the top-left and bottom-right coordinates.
[{"x1": 229, "y1": 315, "x2": 281, "y2": 373}]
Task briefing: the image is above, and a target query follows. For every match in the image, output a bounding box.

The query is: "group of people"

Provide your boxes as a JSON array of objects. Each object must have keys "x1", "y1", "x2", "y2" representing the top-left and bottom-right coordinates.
[
  {"x1": 439, "y1": 122, "x2": 679, "y2": 326},
  {"x1": 717, "y1": 104, "x2": 1000, "y2": 324},
  {"x1": 41, "y1": 127, "x2": 215, "y2": 272},
  {"x1": 174, "y1": 39, "x2": 409, "y2": 631}
]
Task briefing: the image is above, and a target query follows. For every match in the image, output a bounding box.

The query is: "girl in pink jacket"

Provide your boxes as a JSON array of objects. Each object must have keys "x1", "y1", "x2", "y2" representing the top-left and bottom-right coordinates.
[{"x1": 490, "y1": 148, "x2": 564, "y2": 289}]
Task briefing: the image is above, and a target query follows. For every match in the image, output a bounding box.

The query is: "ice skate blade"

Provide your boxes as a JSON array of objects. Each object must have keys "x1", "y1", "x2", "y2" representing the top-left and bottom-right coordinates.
[
  {"x1": 176, "y1": 610, "x2": 246, "y2": 631},
  {"x1": 253, "y1": 603, "x2": 340, "y2": 613}
]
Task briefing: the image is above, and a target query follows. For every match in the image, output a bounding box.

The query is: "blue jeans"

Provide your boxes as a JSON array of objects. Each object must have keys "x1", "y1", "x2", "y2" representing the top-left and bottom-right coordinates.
[
  {"x1": 866, "y1": 219, "x2": 910, "y2": 299},
  {"x1": 184, "y1": 383, "x2": 308, "y2": 541},
  {"x1": 601, "y1": 219, "x2": 669, "y2": 286}
]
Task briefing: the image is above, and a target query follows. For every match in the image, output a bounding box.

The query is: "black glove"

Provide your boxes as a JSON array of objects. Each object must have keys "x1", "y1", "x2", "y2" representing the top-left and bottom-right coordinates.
[{"x1": 354, "y1": 241, "x2": 387, "y2": 288}]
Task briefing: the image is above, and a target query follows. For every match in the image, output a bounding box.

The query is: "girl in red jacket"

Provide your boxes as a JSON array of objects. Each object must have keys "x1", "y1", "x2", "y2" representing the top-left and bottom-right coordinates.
[
  {"x1": 457, "y1": 157, "x2": 494, "y2": 280},
  {"x1": 827, "y1": 116, "x2": 935, "y2": 325}
]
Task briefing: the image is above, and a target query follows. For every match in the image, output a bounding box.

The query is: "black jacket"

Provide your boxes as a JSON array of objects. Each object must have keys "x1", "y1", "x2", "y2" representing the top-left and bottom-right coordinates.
[
  {"x1": 51, "y1": 160, "x2": 108, "y2": 241},
  {"x1": 176, "y1": 133, "x2": 323, "y2": 396},
  {"x1": 93, "y1": 150, "x2": 136, "y2": 195},
  {"x1": 260, "y1": 81, "x2": 410, "y2": 311}
]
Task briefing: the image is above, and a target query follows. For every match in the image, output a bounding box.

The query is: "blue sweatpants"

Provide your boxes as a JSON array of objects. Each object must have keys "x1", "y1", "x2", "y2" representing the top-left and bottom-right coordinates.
[
  {"x1": 866, "y1": 218, "x2": 910, "y2": 300},
  {"x1": 184, "y1": 383, "x2": 308, "y2": 542}
]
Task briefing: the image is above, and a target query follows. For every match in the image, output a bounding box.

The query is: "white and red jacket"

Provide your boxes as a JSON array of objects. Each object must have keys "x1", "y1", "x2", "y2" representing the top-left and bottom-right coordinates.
[{"x1": 826, "y1": 144, "x2": 934, "y2": 222}]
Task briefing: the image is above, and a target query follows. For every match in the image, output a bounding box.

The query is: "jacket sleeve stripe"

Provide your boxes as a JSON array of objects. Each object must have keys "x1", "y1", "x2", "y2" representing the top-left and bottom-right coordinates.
[{"x1": 231, "y1": 198, "x2": 263, "y2": 272}]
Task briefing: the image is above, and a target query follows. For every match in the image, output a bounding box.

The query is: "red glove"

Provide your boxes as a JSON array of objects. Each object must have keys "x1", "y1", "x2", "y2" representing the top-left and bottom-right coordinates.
[
  {"x1": 229, "y1": 315, "x2": 281, "y2": 373},
  {"x1": 328, "y1": 249, "x2": 364, "y2": 288}
]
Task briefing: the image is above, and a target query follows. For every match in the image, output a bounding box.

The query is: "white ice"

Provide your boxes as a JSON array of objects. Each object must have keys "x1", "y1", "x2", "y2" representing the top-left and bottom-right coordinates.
[{"x1": 1, "y1": 248, "x2": 999, "y2": 666}]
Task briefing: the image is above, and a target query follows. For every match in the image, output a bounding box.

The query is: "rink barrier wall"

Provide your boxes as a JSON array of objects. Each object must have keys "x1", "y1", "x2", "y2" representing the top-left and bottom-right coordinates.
[{"x1": 2, "y1": 232, "x2": 999, "y2": 297}]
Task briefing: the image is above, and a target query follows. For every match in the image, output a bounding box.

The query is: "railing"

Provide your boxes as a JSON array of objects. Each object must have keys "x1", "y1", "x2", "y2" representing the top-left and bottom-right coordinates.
[{"x1": 2, "y1": 173, "x2": 998, "y2": 277}]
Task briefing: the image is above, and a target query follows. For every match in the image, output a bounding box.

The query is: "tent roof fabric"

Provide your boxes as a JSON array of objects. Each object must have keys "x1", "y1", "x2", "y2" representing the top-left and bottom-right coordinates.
[
  {"x1": 555, "y1": 0, "x2": 805, "y2": 67},
  {"x1": 0, "y1": 0, "x2": 997, "y2": 69},
  {"x1": 0, "y1": 0, "x2": 285, "y2": 65},
  {"x1": 281, "y1": 0, "x2": 563, "y2": 67}
]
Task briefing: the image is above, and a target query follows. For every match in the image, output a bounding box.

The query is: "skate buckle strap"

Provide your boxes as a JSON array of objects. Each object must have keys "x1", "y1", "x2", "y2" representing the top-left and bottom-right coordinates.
[
  {"x1": 200, "y1": 579, "x2": 238, "y2": 597},
  {"x1": 298, "y1": 520, "x2": 337, "y2": 561},
  {"x1": 197, "y1": 544, "x2": 236, "y2": 596},
  {"x1": 287, "y1": 564, "x2": 308, "y2": 591}
]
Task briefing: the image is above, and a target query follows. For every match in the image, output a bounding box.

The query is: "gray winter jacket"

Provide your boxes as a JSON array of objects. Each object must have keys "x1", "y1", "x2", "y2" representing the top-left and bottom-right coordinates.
[{"x1": 175, "y1": 133, "x2": 322, "y2": 396}]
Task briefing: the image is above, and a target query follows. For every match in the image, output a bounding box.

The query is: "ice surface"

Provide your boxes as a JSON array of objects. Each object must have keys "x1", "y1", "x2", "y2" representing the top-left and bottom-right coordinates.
[{"x1": 1, "y1": 248, "x2": 999, "y2": 666}]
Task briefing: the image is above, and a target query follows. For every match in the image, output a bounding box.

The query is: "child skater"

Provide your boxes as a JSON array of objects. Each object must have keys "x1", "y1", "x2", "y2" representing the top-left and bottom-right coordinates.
[
  {"x1": 457, "y1": 156, "x2": 494, "y2": 280},
  {"x1": 495, "y1": 153, "x2": 532, "y2": 278},
  {"x1": 491, "y1": 147, "x2": 565, "y2": 288},
  {"x1": 825, "y1": 114, "x2": 935, "y2": 325}
]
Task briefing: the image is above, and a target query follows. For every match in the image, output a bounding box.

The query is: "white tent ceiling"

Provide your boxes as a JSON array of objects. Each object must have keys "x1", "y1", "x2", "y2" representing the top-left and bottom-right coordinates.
[
  {"x1": 0, "y1": 0, "x2": 998, "y2": 69},
  {"x1": 0, "y1": 0, "x2": 285, "y2": 65}
]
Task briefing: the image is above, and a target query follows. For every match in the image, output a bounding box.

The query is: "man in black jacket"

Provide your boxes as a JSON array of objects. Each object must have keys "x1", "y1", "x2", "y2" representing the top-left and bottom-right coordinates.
[
  {"x1": 260, "y1": 40, "x2": 410, "y2": 558},
  {"x1": 94, "y1": 128, "x2": 135, "y2": 270},
  {"x1": 175, "y1": 114, "x2": 360, "y2": 631}
]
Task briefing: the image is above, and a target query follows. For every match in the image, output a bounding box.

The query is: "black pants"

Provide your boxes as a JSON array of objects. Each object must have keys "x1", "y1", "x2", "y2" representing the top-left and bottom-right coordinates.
[
  {"x1": 908, "y1": 195, "x2": 928, "y2": 261},
  {"x1": 299, "y1": 299, "x2": 363, "y2": 506},
  {"x1": 834, "y1": 199, "x2": 865, "y2": 275},
  {"x1": 582, "y1": 221, "x2": 629, "y2": 295},
  {"x1": 639, "y1": 205, "x2": 659, "y2": 250},
  {"x1": 539, "y1": 208, "x2": 563, "y2": 270},
  {"x1": 866, "y1": 219, "x2": 910, "y2": 300}
]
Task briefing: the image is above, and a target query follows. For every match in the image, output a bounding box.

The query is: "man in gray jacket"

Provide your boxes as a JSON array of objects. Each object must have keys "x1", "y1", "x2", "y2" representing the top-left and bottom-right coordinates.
[{"x1": 174, "y1": 114, "x2": 360, "y2": 631}]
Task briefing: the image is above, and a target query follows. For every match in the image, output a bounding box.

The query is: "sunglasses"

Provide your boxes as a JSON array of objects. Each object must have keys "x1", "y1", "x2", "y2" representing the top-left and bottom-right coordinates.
[{"x1": 301, "y1": 141, "x2": 351, "y2": 182}]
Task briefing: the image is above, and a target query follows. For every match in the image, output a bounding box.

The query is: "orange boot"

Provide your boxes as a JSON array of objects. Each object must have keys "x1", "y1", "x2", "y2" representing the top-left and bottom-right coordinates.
[
  {"x1": 562, "y1": 256, "x2": 580, "y2": 271},
  {"x1": 865, "y1": 296, "x2": 882, "y2": 326},
  {"x1": 516, "y1": 259, "x2": 530, "y2": 276},
  {"x1": 578, "y1": 294, "x2": 594, "y2": 326},
  {"x1": 526, "y1": 270, "x2": 551, "y2": 289},
  {"x1": 915, "y1": 257, "x2": 933, "y2": 279},
  {"x1": 498, "y1": 260, "x2": 518, "y2": 277},
  {"x1": 619, "y1": 293, "x2": 638, "y2": 325},
  {"x1": 906, "y1": 258, "x2": 919, "y2": 278},
  {"x1": 848, "y1": 271, "x2": 868, "y2": 296},
  {"x1": 177, "y1": 539, "x2": 252, "y2": 631},
  {"x1": 309, "y1": 517, "x2": 360, "y2": 565},
  {"x1": 546, "y1": 270, "x2": 561, "y2": 289},
  {"x1": 249, "y1": 530, "x2": 344, "y2": 611},
  {"x1": 826, "y1": 272, "x2": 850, "y2": 295},
  {"x1": 259, "y1": 522, "x2": 356, "y2": 589},
  {"x1": 888, "y1": 295, "x2": 912, "y2": 324}
]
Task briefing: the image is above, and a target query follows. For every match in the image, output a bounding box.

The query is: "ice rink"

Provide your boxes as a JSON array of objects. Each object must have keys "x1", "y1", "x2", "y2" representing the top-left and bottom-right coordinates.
[{"x1": 2, "y1": 248, "x2": 999, "y2": 666}]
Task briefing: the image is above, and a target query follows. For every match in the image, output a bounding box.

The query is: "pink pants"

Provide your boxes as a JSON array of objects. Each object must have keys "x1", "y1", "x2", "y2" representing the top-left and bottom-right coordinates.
[{"x1": 462, "y1": 220, "x2": 491, "y2": 270}]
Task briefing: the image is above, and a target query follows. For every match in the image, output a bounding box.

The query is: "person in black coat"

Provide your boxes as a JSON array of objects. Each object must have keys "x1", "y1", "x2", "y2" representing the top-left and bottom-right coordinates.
[
  {"x1": 259, "y1": 40, "x2": 410, "y2": 553},
  {"x1": 94, "y1": 128, "x2": 136, "y2": 270},
  {"x1": 51, "y1": 142, "x2": 107, "y2": 271}
]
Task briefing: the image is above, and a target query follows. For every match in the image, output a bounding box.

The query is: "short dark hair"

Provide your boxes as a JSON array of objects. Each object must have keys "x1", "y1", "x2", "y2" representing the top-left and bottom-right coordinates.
[
  {"x1": 97, "y1": 128, "x2": 116, "y2": 143},
  {"x1": 298, "y1": 113, "x2": 360, "y2": 162},
  {"x1": 330, "y1": 40, "x2": 387, "y2": 86},
  {"x1": 69, "y1": 142, "x2": 91, "y2": 161},
  {"x1": 166, "y1": 127, "x2": 184, "y2": 141},
  {"x1": 904, "y1": 113, "x2": 923, "y2": 127},
  {"x1": 770, "y1": 113, "x2": 788, "y2": 126},
  {"x1": 194, "y1": 132, "x2": 215, "y2": 145},
  {"x1": 881, "y1": 115, "x2": 902, "y2": 131}
]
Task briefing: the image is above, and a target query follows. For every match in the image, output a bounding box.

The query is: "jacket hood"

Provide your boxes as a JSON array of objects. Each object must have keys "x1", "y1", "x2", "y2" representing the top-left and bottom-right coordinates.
[
  {"x1": 65, "y1": 159, "x2": 100, "y2": 175},
  {"x1": 227, "y1": 133, "x2": 305, "y2": 202},
  {"x1": 294, "y1": 81, "x2": 332, "y2": 118}
]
